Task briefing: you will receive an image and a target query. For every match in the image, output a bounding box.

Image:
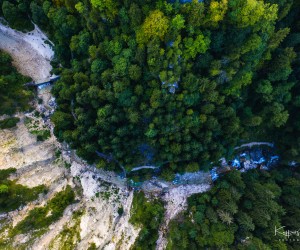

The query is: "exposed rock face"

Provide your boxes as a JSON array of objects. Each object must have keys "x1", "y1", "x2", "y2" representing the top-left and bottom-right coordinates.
[
  {"x1": 70, "y1": 162, "x2": 140, "y2": 250},
  {"x1": 0, "y1": 112, "x2": 140, "y2": 250},
  {"x1": 0, "y1": 115, "x2": 56, "y2": 172}
]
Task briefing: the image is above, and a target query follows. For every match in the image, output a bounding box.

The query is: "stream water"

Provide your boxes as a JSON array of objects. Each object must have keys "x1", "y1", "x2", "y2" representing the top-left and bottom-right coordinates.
[{"x1": 122, "y1": 143, "x2": 281, "y2": 191}]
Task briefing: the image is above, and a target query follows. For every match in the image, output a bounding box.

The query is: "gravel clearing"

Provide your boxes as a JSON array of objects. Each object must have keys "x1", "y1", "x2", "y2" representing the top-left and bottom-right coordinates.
[{"x1": 0, "y1": 22, "x2": 54, "y2": 82}]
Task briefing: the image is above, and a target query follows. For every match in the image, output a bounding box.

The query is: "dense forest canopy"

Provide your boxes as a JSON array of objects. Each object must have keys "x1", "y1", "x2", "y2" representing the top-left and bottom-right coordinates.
[
  {"x1": 1, "y1": 1, "x2": 300, "y2": 249},
  {"x1": 167, "y1": 166, "x2": 300, "y2": 249},
  {"x1": 1, "y1": 0, "x2": 299, "y2": 174}
]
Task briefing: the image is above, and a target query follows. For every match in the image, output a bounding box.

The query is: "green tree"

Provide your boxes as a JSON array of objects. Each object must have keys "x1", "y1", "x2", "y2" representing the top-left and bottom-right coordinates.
[
  {"x1": 171, "y1": 14, "x2": 185, "y2": 31},
  {"x1": 183, "y1": 33, "x2": 210, "y2": 59},
  {"x1": 137, "y1": 10, "x2": 169, "y2": 44},
  {"x1": 90, "y1": 0, "x2": 118, "y2": 20},
  {"x1": 0, "y1": 184, "x2": 8, "y2": 194}
]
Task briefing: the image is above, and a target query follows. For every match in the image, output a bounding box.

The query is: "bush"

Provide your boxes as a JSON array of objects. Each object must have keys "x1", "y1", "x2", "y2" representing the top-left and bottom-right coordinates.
[
  {"x1": 0, "y1": 117, "x2": 20, "y2": 129},
  {"x1": 117, "y1": 206, "x2": 124, "y2": 216},
  {"x1": 87, "y1": 243, "x2": 97, "y2": 250},
  {"x1": 0, "y1": 168, "x2": 46, "y2": 213},
  {"x1": 31, "y1": 129, "x2": 51, "y2": 141},
  {"x1": 130, "y1": 192, "x2": 164, "y2": 249},
  {"x1": 0, "y1": 51, "x2": 32, "y2": 115},
  {"x1": 0, "y1": 168, "x2": 16, "y2": 179},
  {"x1": 11, "y1": 185, "x2": 75, "y2": 236}
]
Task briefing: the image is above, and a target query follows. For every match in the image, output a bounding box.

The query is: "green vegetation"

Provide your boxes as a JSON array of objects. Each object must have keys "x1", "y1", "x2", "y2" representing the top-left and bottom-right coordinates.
[
  {"x1": 0, "y1": 0, "x2": 299, "y2": 171},
  {"x1": 1, "y1": 1, "x2": 300, "y2": 248},
  {"x1": 0, "y1": 50, "x2": 32, "y2": 115},
  {"x1": 48, "y1": 210, "x2": 83, "y2": 250},
  {"x1": 0, "y1": 168, "x2": 15, "y2": 180},
  {"x1": 130, "y1": 192, "x2": 164, "y2": 250},
  {"x1": 55, "y1": 149, "x2": 62, "y2": 158},
  {"x1": 167, "y1": 166, "x2": 300, "y2": 249},
  {"x1": 0, "y1": 185, "x2": 75, "y2": 249},
  {"x1": 117, "y1": 206, "x2": 124, "y2": 216},
  {"x1": 10, "y1": 185, "x2": 75, "y2": 236},
  {"x1": 0, "y1": 0, "x2": 33, "y2": 31},
  {"x1": 0, "y1": 0, "x2": 298, "y2": 173},
  {"x1": 87, "y1": 243, "x2": 97, "y2": 250},
  {"x1": 64, "y1": 162, "x2": 71, "y2": 169},
  {"x1": 0, "y1": 117, "x2": 20, "y2": 129},
  {"x1": 0, "y1": 168, "x2": 47, "y2": 213},
  {"x1": 24, "y1": 116, "x2": 51, "y2": 141},
  {"x1": 31, "y1": 129, "x2": 51, "y2": 141}
]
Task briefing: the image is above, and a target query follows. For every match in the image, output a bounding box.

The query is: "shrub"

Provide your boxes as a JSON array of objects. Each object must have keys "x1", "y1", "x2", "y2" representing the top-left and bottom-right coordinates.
[{"x1": 0, "y1": 117, "x2": 20, "y2": 129}]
